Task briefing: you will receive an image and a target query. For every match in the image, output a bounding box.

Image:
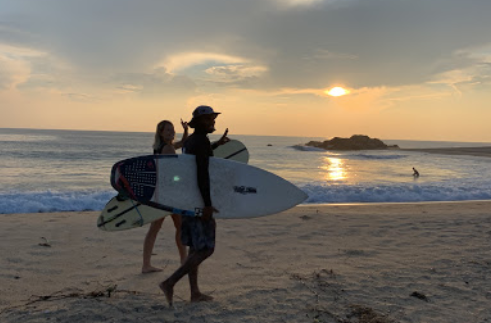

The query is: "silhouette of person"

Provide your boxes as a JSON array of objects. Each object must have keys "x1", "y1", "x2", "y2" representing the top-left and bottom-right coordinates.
[{"x1": 159, "y1": 105, "x2": 229, "y2": 306}]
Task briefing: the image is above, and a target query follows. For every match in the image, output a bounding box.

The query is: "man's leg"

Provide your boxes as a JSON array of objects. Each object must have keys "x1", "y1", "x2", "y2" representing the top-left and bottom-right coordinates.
[
  {"x1": 159, "y1": 247, "x2": 213, "y2": 305},
  {"x1": 188, "y1": 248, "x2": 214, "y2": 302}
]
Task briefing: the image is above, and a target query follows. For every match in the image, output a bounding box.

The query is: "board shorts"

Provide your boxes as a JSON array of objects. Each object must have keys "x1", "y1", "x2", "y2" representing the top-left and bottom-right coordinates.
[{"x1": 181, "y1": 217, "x2": 216, "y2": 251}]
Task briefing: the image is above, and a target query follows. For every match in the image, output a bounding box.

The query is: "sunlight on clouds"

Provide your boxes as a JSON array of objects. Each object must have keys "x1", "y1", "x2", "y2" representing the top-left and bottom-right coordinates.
[
  {"x1": 326, "y1": 87, "x2": 350, "y2": 96},
  {"x1": 61, "y1": 92, "x2": 100, "y2": 103},
  {"x1": 115, "y1": 84, "x2": 143, "y2": 94},
  {"x1": 273, "y1": 0, "x2": 350, "y2": 8},
  {"x1": 160, "y1": 52, "x2": 247, "y2": 74},
  {"x1": 0, "y1": 44, "x2": 41, "y2": 90},
  {"x1": 0, "y1": 56, "x2": 27, "y2": 89},
  {"x1": 331, "y1": 86, "x2": 395, "y2": 112},
  {"x1": 205, "y1": 65, "x2": 268, "y2": 83},
  {"x1": 274, "y1": 0, "x2": 325, "y2": 7},
  {"x1": 223, "y1": 85, "x2": 419, "y2": 116},
  {"x1": 428, "y1": 44, "x2": 491, "y2": 97},
  {"x1": 332, "y1": 84, "x2": 457, "y2": 115},
  {"x1": 0, "y1": 43, "x2": 46, "y2": 58},
  {"x1": 312, "y1": 49, "x2": 358, "y2": 60},
  {"x1": 0, "y1": 43, "x2": 74, "y2": 94},
  {"x1": 157, "y1": 52, "x2": 268, "y2": 85}
]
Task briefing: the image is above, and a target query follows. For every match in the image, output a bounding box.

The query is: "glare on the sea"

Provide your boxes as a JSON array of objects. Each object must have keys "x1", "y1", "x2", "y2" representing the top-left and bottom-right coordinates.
[{"x1": 320, "y1": 157, "x2": 346, "y2": 181}]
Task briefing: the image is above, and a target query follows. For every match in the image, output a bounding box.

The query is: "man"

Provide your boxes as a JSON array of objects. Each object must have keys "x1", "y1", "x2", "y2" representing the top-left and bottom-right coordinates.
[{"x1": 159, "y1": 105, "x2": 229, "y2": 306}]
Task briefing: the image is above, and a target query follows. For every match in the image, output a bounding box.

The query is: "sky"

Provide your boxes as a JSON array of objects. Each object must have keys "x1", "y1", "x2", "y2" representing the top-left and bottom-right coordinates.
[{"x1": 1, "y1": 0, "x2": 491, "y2": 141}]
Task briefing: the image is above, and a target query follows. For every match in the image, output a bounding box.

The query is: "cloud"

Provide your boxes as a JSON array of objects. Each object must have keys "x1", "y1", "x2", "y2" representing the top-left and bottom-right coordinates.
[
  {"x1": 0, "y1": 55, "x2": 25, "y2": 89},
  {"x1": 0, "y1": 43, "x2": 46, "y2": 90},
  {"x1": 157, "y1": 51, "x2": 269, "y2": 87},
  {"x1": 273, "y1": 0, "x2": 325, "y2": 7},
  {"x1": 239, "y1": 0, "x2": 491, "y2": 89},
  {"x1": 160, "y1": 52, "x2": 247, "y2": 74},
  {"x1": 61, "y1": 92, "x2": 100, "y2": 103},
  {"x1": 110, "y1": 67, "x2": 197, "y2": 99},
  {"x1": 426, "y1": 43, "x2": 491, "y2": 97},
  {"x1": 272, "y1": 0, "x2": 355, "y2": 9},
  {"x1": 308, "y1": 49, "x2": 358, "y2": 61},
  {"x1": 2, "y1": 0, "x2": 491, "y2": 113},
  {"x1": 204, "y1": 65, "x2": 268, "y2": 85}
]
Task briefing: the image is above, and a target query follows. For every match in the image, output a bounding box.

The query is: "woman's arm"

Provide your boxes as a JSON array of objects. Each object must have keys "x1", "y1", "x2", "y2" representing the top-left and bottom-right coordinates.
[{"x1": 174, "y1": 119, "x2": 189, "y2": 149}]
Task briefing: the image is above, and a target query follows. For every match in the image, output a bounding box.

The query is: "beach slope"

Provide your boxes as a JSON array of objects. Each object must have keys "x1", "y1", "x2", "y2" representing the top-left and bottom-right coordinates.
[{"x1": 1, "y1": 202, "x2": 490, "y2": 322}]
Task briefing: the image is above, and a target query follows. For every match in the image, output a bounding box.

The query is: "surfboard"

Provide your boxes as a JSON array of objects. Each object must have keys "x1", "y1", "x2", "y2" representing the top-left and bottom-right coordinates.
[
  {"x1": 98, "y1": 140, "x2": 249, "y2": 231},
  {"x1": 110, "y1": 154, "x2": 307, "y2": 220},
  {"x1": 212, "y1": 139, "x2": 249, "y2": 164}
]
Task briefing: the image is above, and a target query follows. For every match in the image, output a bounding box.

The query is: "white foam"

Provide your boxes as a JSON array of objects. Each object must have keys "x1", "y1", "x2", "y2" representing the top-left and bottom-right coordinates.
[
  {"x1": 2, "y1": 182, "x2": 491, "y2": 214},
  {"x1": 290, "y1": 145, "x2": 326, "y2": 152},
  {"x1": 343, "y1": 154, "x2": 408, "y2": 160},
  {"x1": 0, "y1": 190, "x2": 115, "y2": 214},
  {"x1": 300, "y1": 182, "x2": 491, "y2": 204}
]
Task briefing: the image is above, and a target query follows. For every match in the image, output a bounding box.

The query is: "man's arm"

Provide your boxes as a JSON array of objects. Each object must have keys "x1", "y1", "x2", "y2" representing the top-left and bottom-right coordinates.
[
  {"x1": 195, "y1": 151, "x2": 212, "y2": 207},
  {"x1": 192, "y1": 136, "x2": 217, "y2": 219},
  {"x1": 211, "y1": 128, "x2": 229, "y2": 150}
]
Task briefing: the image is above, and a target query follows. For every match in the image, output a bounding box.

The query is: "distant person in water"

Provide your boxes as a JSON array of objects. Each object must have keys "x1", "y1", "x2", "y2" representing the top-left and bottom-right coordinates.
[
  {"x1": 159, "y1": 105, "x2": 229, "y2": 306},
  {"x1": 142, "y1": 119, "x2": 188, "y2": 274},
  {"x1": 413, "y1": 167, "x2": 420, "y2": 177}
]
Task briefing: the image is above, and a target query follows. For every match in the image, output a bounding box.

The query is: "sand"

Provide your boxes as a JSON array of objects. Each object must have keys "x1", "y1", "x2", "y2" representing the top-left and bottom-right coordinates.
[{"x1": 1, "y1": 201, "x2": 490, "y2": 322}]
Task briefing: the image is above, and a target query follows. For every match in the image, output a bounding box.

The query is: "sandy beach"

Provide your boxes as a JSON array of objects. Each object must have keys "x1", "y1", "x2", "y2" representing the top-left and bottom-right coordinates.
[{"x1": 1, "y1": 201, "x2": 490, "y2": 322}]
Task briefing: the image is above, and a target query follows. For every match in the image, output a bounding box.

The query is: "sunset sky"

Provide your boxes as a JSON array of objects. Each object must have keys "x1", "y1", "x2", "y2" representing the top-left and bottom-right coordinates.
[{"x1": 1, "y1": 0, "x2": 491, "y2": 141}]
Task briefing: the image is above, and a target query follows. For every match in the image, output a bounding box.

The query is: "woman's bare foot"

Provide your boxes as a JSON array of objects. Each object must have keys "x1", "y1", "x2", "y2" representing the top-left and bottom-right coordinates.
[
  {"x1": 159, "y1": 281, "x2": 174, "y2": 306},
  {"x1": 191, "y1": 292, "x2": 214, "y2": 303},
  {"x1": 142, "y1": 266, "x2": 163, "y2": 274}
]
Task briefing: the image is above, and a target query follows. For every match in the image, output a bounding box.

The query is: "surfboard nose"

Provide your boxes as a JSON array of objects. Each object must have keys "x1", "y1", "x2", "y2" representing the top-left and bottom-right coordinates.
[{"x1": 299, "y1": 190, "x2": 309, "y2": 203}]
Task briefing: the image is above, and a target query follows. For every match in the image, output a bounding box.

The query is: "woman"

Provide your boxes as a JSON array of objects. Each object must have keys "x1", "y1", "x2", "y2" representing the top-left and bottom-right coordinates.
[{"x1": 142, "y1": 119, "x2": 188, "y2": 273}]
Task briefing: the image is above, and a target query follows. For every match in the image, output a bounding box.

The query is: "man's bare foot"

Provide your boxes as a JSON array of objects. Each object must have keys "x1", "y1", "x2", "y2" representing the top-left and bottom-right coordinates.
[
  {"x1": 159, "y1": 281, "x2": 174, "y2": 306},
  {"x1": 142, "y1": 266, "x2": 163, "y2": 274},
  {"x1": 191, "y1": 293, "x2": 214, "y2": 303}
]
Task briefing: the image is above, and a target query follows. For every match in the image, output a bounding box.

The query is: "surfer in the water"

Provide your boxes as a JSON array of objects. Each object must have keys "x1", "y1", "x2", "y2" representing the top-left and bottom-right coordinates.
[
  {"x1": 159, "y1": 105, "x2": 229, "y2": 306},
  {"x1": 413, "y1": 167, "x2": 420, "y2": 177},
  {"x1": 142, "y1": 119, "x2": 189, "y2": 274}
]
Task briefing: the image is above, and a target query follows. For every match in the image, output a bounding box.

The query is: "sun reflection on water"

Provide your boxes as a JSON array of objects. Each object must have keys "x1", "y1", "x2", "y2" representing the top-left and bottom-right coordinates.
[{"x1": 320, "y1": 156, "x2": 346, "y2": 181}]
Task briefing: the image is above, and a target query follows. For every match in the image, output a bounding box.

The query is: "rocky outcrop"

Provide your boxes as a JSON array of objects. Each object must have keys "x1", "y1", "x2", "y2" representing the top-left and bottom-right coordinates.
[{"x1": 306, "y1": 135, "x2": 399, "y2": 151}]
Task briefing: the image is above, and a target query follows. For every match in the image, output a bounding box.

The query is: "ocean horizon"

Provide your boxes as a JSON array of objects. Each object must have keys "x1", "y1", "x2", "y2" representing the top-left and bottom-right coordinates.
[{"x1": 1, "y1": 127, "x2": 491, "y2": 214}]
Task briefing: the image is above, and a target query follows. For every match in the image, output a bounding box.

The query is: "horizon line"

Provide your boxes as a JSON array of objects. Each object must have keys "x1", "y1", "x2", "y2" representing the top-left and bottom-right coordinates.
[{"x1": 1, "y1": 126, "x2": 491, "y2": 144}]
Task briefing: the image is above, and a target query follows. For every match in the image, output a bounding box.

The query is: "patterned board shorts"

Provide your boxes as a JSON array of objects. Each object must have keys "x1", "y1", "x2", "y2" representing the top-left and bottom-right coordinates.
[{"x1": 181, "y1": 217, "x2": 216, "y2": 251}]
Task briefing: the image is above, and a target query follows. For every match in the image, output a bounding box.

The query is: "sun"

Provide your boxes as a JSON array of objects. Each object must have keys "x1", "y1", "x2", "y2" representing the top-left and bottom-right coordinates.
[{"x1": 326, "y1": 87, "x2": 350, "y2": 97}]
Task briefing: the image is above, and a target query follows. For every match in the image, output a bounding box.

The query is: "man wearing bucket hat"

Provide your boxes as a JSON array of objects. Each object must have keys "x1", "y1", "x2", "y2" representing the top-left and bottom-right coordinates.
[{"x1": 159, "y1": 105, "x2": 229, "y2": 306}]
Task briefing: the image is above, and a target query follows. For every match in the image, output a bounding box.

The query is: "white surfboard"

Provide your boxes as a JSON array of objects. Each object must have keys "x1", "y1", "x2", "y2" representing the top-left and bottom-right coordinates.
[
  {"x1": 212, "y1": 139, "x2": 249, "y2": 164},
  {"x1": 110, "y1": 155, "x2": 307, "y2": 220},
  {"x1": 97, "y1": 196, "x2": 164, "y2": 231},
  {"x1": 98, "y1": 140, "x2": 249, "y2": 231}
]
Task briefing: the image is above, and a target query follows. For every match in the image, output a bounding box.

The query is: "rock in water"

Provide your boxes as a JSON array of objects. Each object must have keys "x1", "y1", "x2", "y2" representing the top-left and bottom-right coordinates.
[{"x1": 305, "y1": 135, "x2": 399, "y2": 151}]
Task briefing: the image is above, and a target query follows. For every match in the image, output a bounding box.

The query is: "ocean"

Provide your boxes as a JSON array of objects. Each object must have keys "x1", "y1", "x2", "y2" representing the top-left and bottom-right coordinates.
[{"x1": 1, "y1": 128, "x2": 491, "y2": 214}]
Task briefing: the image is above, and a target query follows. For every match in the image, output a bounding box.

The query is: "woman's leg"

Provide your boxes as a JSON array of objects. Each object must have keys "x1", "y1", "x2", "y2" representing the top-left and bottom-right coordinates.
[{"x1": 142, "y1": 218, "x2": 165, "y2": 273}]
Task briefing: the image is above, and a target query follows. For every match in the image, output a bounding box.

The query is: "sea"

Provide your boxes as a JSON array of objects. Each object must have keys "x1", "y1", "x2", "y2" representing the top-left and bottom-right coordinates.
[{"x1": 1, "y1": 128, "x2": 491, "y2": 214}]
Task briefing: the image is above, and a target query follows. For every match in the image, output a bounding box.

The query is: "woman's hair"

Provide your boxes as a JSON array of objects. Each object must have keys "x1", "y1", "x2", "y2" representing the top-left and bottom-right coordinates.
[{"x1": 153, "y1": 120, "x2": 173, "y2": 152}]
